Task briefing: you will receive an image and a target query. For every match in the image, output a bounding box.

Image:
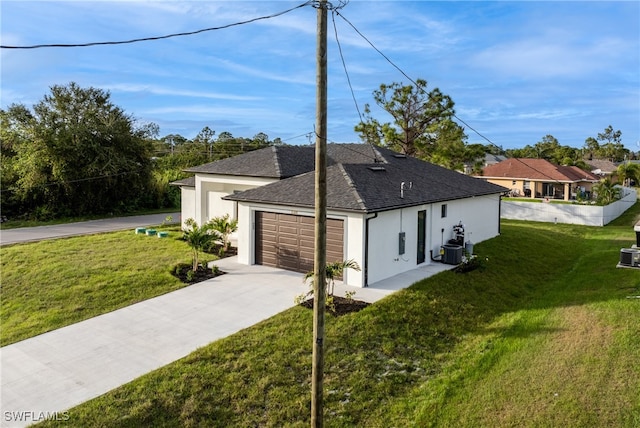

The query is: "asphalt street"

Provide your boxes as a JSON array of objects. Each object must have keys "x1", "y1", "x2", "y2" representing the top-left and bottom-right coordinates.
[{"x1": 0, "y1": 212, "x2": 180, "y2": 246}]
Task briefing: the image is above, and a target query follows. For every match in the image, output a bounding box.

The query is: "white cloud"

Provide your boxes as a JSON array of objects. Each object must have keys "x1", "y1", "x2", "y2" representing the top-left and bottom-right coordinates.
[
  {"x1": 471, "y1": 30, "x2": 629, "y2": 79},
  {"x1": 106, "y1": 83, "x2": 262, "y2": 101}
]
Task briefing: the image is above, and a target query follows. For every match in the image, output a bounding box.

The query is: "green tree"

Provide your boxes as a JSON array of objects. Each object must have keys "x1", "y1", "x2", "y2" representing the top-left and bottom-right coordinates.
[
  {"x1": 355, "y1": 79, "x2": 459, "y2": 161},
  {"x1": 1, "y1": 82, "x2": 154, "y2": 219},
  {"x1": 583, "y1": 137, "x2": 599, "y2": 160},
  {"x1": 427, "y1": 120, "x2": 486, "y2": 171},
  {"x1": 592, "y1": 178, "x2": 621, "y2": 206},
  {"x1": 617, "y1": 162, "x2": 640, "y2": 186},
  {"x1": 0, "y1": 104, "x2": 34, "y2": 215},
  {"x1": 193, "y1": 126, "x2": 216, "y2": 161},
  {"x1": 584, "y1": 126, "x2": 629, "y2": 162},
  {"x1": 505, "y1": 135, "x2": 586, "y2": 167}
]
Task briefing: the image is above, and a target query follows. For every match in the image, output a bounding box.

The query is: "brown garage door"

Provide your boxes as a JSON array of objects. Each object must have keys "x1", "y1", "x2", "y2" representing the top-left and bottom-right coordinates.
[{"x1": 255, "y1": 211, "x2": 343, "y2": 273}]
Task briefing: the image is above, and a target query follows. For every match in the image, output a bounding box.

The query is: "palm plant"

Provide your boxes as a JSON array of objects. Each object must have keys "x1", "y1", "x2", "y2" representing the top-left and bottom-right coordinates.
[
  {"x1": 303, "y1": 259, "x2": 361, "y2": 298},
  {"x1": 617, "y1": 162, "x2": 640, "y2": 187},
  {"x1": 182, "y1": 218, "x2": 219, "y2": 272},
  {"x1": 207, "y1": 214, "x2": 238, "y2": 256},
  {"x1": 592, "y1": 178, "x2": 622, "y2": 206}
]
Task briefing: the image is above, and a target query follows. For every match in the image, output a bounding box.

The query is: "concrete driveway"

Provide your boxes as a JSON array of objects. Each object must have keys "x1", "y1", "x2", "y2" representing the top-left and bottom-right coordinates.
[
  {"x1": 0, "y1": 257, "x2": 309, "y2": 427},
  {"x1": 0, "y1": 214, "x2": 454, "y2": 427}
]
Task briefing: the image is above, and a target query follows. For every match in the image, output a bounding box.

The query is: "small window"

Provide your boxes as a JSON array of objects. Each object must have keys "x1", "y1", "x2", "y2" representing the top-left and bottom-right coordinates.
[
  {"x1": 441, "y1": 204, "x2": 447, "y2": 218},
  {"x1": 512, "y1": 180, "x2": 516, "y2": 185}
]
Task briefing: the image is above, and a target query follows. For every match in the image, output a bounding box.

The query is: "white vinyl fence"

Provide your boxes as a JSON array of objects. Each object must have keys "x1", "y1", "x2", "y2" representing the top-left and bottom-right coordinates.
[{"x1": 501, "y1": 187, "x2": 637, "y2": 226}]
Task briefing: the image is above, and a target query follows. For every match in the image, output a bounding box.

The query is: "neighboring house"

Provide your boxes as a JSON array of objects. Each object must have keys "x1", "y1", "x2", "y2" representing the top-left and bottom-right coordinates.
[
  {"x1": 585, "y1": 159, "x2": 619, "y2": 182},
  {"x1": 477, "y1": 158, "x2": 600, "y2": 201},
  {"x1": 173, "y1": 144, "x2": 506, "y2": 288},
  {"x1": 484, "y1": 153, "x2": 508, "y2": 167},
  {"x1": 463, "y1": 153, "x2": 507, "y2": 175}
]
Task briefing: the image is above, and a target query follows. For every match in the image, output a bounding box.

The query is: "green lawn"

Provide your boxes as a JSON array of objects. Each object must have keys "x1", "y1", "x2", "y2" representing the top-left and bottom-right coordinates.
[
  {"x1": 0, "y1": 225, "x2": 203, "y2": 346},
  {"x1": 28, "y1": 204, "x2": 640, "y2": 427}
]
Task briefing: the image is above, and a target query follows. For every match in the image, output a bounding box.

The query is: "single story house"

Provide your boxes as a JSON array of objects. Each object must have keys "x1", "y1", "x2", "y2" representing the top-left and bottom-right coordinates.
[
  {"x1": 477, "y1": 158, "x2": 601, "y2": 201},
  {"x1": 463, "y1": 153, "x2": 507, "y2": 175},
  {"x1": 174, "y1": 144, "x2": 506, "y2": 287},
  {"x1": 585, "y1": 159, "x2": 619, "y2": 182}
]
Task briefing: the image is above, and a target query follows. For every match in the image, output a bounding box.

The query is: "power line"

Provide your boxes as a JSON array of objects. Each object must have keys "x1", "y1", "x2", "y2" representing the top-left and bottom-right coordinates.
[
  {"x1": 334, "y1": 9, "x2": 498, "y2": 148},
  {"x1": 0, "y1": 168, "x2": 146, "y2": 194},
  {"x1": 0, "y1": 2, "x2": 313, "y2": 49},
  {"x1": 331, "y1": 11, "x2": 380, "y2": 163}
]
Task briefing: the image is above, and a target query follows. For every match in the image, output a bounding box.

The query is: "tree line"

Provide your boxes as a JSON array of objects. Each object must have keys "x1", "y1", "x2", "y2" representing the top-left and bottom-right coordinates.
[
  {"x1": 355, "y1": 79, "x2": 635, "y2": 173},
  {"x1": 0, "y1": 83, "x2": 281, "y2": 220},
  {"x1": 1, "y1": 81, "x2": 636, "y2": 221}
]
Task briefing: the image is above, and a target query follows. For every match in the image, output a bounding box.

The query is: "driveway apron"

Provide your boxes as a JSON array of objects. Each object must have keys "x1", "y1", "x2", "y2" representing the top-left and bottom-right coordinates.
[{"x1": 1, "y1": 257, "x2": 309, "y2": 428}]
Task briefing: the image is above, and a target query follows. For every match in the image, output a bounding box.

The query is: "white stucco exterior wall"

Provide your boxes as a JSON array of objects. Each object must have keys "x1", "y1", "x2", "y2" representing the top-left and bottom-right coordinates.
[
  {"x1": 180, "y1": 187, "x2": 196, "y2": 227},
  {"x1": 234, "y1": 193, "x2": 502, "y2": 288},
  {"x1": 431, "y1": 194, "x2": 502, "y2": 251},
  {"x1": 367, "y1": 208, "x2": 422, "y2": 285},
  {"x1": 193, "y1": 174, "x2": 277, "y2": 226},
  {"x1": 345, "y1": 214, "x2": 366, "y2": 287}
]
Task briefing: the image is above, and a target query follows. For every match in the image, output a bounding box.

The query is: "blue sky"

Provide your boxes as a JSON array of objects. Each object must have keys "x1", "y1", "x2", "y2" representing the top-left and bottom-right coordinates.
[{"x1": 2, "y1": 1, "x2": 639, "y2": 151}]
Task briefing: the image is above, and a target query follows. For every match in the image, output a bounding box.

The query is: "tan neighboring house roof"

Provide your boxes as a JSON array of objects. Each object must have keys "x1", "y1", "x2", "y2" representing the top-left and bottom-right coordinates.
[
  {"x1": 585, "y1": 159, "x2": 618, "y2": 176},
  {"x1": 480, "y1": 158, "x2": 601, "y2": 183}
]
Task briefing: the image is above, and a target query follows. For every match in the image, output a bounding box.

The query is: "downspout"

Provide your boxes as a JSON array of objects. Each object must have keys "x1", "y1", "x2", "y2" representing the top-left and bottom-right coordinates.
[
  {"x1": 364, "y1": 212, "x2": 378, "y2": 287},
  {"x1": 499, "y1": 193, "x2": 502, "y2": 234}
]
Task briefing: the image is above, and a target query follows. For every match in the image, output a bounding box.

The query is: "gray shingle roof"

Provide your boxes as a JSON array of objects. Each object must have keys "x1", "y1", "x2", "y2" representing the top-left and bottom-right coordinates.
[
  {"x1": 184, "y1": 146, "x2": 314, "y2": 178},
  {"x1": 169, "y1": 176, "x2": 195, "y2": 187},
  {"x1": 184, "y1": 144, "x2": 386, "y2": 178},
  {"x1": 224, "y1": 144, "x2": 506, "y2": 213}
]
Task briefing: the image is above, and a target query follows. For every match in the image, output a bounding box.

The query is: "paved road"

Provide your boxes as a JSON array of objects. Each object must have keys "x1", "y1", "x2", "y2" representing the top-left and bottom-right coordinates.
[{"x1": 0, "y1": 213, "x2": 180, "y2": 246}]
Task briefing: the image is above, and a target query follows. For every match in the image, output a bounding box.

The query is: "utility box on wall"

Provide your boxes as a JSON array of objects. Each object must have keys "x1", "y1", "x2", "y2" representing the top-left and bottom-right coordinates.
[{"x1": 398, "y1": 232, "x2": 406, "y2": 255}]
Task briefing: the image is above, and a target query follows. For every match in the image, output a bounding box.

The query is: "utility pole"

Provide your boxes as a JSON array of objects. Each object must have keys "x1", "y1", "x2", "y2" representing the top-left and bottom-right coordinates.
[{"x1": 311, "y1": 0, "x2": 328, "y2": 426}]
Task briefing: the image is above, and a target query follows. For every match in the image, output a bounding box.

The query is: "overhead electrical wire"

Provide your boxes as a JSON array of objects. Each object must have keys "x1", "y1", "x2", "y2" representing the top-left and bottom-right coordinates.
[
  {"x1": 0, "y1": 1, "x2": 313, "y2": 49},
  {"x1": 2, "y1": 0, "x2": 501, "y2": 163},
  {"x1": 0, "y1": 169, "x2": 146, "y2": 194},
  {"x1": 333, "y1": 9, "x2": 498, "y2": 148},
  {"x1": 331, "y1": 10, "x2": 380, "y2": 164}
]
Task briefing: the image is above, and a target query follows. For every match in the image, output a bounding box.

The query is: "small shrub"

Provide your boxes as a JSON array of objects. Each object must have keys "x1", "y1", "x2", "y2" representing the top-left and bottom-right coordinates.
[
  {"x1": 326, "y1": 295, "x2": 336, "y2": 313},
  {"x1": 294, "y1": 293, "x2": 307, "y2": 305},
  {"x1": 454, "y1": 253, "x2": 487, "y2": 273},
  {"x1": 182, "y1": 218, "x2": 219, "y2": 272}
]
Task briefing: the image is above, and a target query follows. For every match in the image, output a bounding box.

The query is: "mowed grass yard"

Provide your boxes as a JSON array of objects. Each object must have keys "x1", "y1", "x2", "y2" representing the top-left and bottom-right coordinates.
[
  {"x1": 0, "y1": 225, "x2": 199, "y2": 346},
  {"x1": 3, "y1": 204, "x2": 639, "y2": 427}
]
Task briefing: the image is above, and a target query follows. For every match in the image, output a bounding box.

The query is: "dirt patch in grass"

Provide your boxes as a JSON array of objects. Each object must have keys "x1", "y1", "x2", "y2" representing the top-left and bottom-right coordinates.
[{"x1": 300, "y1": 296, "x2": 370, "y2": 316}]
